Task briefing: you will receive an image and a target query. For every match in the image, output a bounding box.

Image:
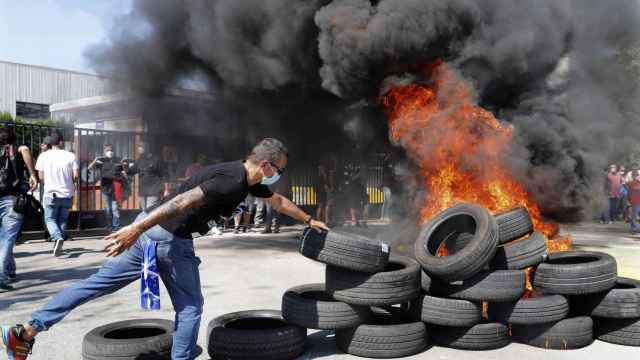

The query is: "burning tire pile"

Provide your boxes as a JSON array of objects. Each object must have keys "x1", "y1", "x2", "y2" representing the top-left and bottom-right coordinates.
[{"x1": 201, "y1": 203, "x2": 639, "y2": 359}]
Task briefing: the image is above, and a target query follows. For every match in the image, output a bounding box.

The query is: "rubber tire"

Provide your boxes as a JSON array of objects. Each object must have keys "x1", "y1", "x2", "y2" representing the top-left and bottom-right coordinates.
[
  {"x1": 82, "y1": 319, "x2": 174, "y2": 360},
  {"x1": 326, "y1": 255, "x2": 421, "y2": 306},
  {"x1": 428, "y1": 322, "x2": 510, "y2": 350},
  {"x1": 488, "y1": 295, "x2": 569, "y2": 325},
  {"x1": 495, "y1": 207, "x2": 534, "y2": 244},
  {"x1": 534, "y1": 251, "x2": 618, "y2": 295},
  {"x1": 511, "y1": 316, "x2": 594, "y2": 350},
  {"x1": 420, "y1": 269, "x2": 432, "y2": 293},
  {"x1": 336, "y1": 308, "x2": 428, "y2": 358},
  {"x1": 431, "y1": 270, "x2": 525, "y2": 302},
  {"x1": 281, "y1": 283, "x2": 371, "y2": 330},
  {"x1": 415, "y1": 203, "x2": 499, "y2": 282},
  {"x1": 574, "y1": 277, "x2": 640, "y2": 318},
  {"x1": 207, "y1": 310, "x2": 306, "y2": 360},
  {"x1": 595, "y1": 317, "x2": 640, "y2": 346},
  {"x1": 299, "y1": 228, "x2": 390, "y2": 273},
  {"x1": 490, "y1": 231, "x2": 548, "y2": 270},
  {"x1": 411, "y1": 294, "x2": 482, "y2": 327}
]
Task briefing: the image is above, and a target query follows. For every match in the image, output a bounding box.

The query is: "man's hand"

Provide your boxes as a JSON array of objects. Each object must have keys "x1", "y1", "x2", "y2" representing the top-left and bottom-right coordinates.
[
  {"x1": 28, "y1": 175, "x2": 38, "y2": 191},
  {"x1": 309, "y1": 219, "x2": 329, "y2": 232},
  {"x1": 104, "y1": 224, "x2": 143, "y2": 257}
]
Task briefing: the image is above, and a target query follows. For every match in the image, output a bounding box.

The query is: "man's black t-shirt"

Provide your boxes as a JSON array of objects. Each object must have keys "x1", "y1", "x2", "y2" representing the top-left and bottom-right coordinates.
[{"x1": 149, "y1": 161, "x2": 273, "y2": 238}]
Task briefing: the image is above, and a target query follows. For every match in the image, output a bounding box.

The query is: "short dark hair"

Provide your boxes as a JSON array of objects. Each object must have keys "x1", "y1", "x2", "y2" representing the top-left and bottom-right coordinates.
[
  {"x1": 48, "y1": 132, "x2": 63, "y2": 145},
  {"x1": 0, "y1": 127, "x2": 16, "y2": 145},
  {"x1": 248, "y1": 138, "x2": 288, "y2": 164}
]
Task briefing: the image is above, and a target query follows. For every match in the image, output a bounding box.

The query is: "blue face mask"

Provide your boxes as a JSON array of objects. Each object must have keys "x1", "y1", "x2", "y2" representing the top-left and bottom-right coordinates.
[{"x1": 261, "y1": 173, "x2": 281, "y2": 186}]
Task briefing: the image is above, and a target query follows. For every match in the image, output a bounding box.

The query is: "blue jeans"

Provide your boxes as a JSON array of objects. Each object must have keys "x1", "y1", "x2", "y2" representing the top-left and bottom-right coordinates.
[
  {"x1": 138, "y1": 195, "x2": 159, "y2": 210},
  {"x1": 0, "y1": 195, "x2": 23, "y2": 284},
  {"x1": 29, "y1": 213, "x2": 203, "y2": 359},
  {"x1": 630, "y1": 204, "x2": 640, "y2": 233},
  {"x1": 102, "y1": 192, "x2": 120, "y2": 231},
  {"x1": 44, "y1": 197, "x2": 72, "y2": 242},
  {"x1": 265, "y1": 202, "x2": 280, "y2": 226}
]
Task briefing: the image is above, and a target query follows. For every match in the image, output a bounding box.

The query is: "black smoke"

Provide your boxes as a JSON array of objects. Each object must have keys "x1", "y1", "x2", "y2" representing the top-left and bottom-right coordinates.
[{"x1": 87, "y1": 0, "x2": 640, "y2": 220}]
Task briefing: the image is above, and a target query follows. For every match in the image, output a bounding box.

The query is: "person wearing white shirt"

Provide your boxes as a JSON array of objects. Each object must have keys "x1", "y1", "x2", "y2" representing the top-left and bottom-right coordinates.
[{"x1": 35, "y1": 133, "x2": 79, "y2": 257}]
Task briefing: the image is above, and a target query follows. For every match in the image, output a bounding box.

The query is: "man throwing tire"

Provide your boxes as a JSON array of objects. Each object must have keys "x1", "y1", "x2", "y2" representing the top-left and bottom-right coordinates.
[{"x1": 1, "y1": 138, "x2": 328, "y2": 359}]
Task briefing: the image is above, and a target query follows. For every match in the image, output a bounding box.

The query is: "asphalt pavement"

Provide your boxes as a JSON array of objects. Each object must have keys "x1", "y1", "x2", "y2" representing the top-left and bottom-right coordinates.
[{"x1": 1, "y1": 221, "x2": 639, "y2": 359}]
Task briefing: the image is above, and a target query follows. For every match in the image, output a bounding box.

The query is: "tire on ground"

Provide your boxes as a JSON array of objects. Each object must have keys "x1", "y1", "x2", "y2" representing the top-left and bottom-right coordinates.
[
  {"x1": 281, "y1": 283, "x2": 371, "y2": 330},
  {"x1": 299, "y1": 228, "x2": 390, "y2": 273},
  {"x1": 326, "y1": 255, "x2": 421, "y2": 306},
  {"x1": 414, "y1": 203, "x2": 499, "y2": 282},
  {"x1": 511, "y1": 316, "x2": 594, "y2": 350},
  {"x1": 488, "y1": 294, "x2": 569, "y2": 325},
  {"x1": 495, "y1": 207, "x2": 534, "y2": 244},
  {"x1": 411, "y1": 294, "x2": 482, "y2": 327},
  {"x1": 534, "y1": 251, "x2": 618, "y2": 295},
  {"x1": 431, "y1": 270, "x2": 525, "y2": 302},
  {"x1": 490, "y1": 231, "x2": 547, "y2": 270},
  {"x1": 573, "y1": 277, "x2": 640, "y2": 318},
  {"x1": 595, "y1": 317, "x2": 640, "y2": 347},
  {"x1": 207, "y1": 310, "x2": 306, "y2": 360},
  {"x1": 420, "y1": 269, "x2": 432, "y2": 293},
  {"x1": 82, "y1": 319, "x2": 174, "y2": 360},
  {"x1": 336, "y1": 308, "x2": 428, "y2": 358},
  {"x1": 428, "y1": 322, "x2": 510, "y2": 350}
]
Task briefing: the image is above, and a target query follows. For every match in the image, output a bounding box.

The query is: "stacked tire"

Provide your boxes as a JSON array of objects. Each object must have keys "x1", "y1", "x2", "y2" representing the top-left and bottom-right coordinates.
[
  {"x1": 414, "y1": 203, "x2": 639, "y2": 351},
  {"x1": 289, "y1": 228, "x2": 427, "y2": 358}
]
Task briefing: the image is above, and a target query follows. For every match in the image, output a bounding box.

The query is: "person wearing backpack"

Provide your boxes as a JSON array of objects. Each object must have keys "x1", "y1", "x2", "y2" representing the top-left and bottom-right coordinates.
[
  {"x1": 35, "y1": 133, "x2": 79, "y2": 257},
  {"x1": 0, "y1": 127, "x2": 38, "y2": 292}
]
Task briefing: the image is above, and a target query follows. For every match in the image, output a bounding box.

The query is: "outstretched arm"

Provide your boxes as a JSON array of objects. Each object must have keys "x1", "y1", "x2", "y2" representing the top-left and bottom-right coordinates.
[
  {"x1": 104, "y1": 186, "x2": 207, "y2": 256},
  {"x1": 18, "y1": 145, "x2": 38, "y2": 190},
  {"x1": 265, "y1": 193, "x2": 329, "y2": 232}
]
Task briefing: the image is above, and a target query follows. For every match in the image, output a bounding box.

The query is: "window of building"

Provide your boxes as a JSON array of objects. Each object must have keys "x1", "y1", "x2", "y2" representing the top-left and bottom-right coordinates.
[{"x1": 16, "y1": 101, "x2": 50, "y2": 120}]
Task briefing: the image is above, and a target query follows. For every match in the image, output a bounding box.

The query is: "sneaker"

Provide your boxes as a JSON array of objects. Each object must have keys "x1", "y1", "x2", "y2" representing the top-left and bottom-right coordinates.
[
  {"x1": 273, "y1": 225, "x2": 280, "y2": 234},
  {"x1": 1, "y1": 325, "x2": 34, "y2": 359},
  {"x1": 206, "y1": 227, "x2": 222, "y2": 236},
  {"x1": 53, "y1": 239, "x2": 64, "y2": 257},
  {"x1": 233, "y1": 226, "x2": 240, "y2": 234},
  {"x1": 262, "y1": 226, "x2": 272, "y2": 234},
  {"x1": 0, "y1": 283, "x2": 13, "y2": 292},
  {"x1": 7, "y1": 275, "x2": 16, "y2": 284},
  {"x1": 242, "y1": 226, "x2": 247, "y2": 233}
]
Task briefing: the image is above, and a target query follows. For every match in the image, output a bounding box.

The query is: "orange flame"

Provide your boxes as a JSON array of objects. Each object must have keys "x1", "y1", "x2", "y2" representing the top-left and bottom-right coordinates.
[{"x1": 382, "y1": 61, "x2": 571, "y2": 248}]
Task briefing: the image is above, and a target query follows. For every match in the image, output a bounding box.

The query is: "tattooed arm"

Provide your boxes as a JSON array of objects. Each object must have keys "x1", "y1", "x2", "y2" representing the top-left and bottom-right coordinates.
[{"x1": 104, "y1": 186, "x2": 207, "y2": 256}]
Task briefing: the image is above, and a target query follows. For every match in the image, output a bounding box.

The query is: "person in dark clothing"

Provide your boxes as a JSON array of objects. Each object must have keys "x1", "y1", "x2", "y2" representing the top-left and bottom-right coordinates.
[
  {"x1": 0, "y1": 127, "x2": 38, "y2": 292},
  {"x1": 88, "y1": 144, "x2": 126, "y2": 232},
  {"x1": 127, "y1": 143, "x2": 169, "y2": 209},
  {"x1": 2, "y1": 138, "x2": 328, "y2": 360}
]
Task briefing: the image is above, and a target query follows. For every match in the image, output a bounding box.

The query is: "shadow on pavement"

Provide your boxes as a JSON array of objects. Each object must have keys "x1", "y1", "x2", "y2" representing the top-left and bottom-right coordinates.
[{"x1": 0, "y1": 263, "x2": 101, "y2": 310}]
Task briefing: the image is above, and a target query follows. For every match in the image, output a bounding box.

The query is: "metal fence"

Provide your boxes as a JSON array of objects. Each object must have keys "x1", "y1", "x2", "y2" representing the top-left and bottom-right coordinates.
[{"x1": 1, "y1": 121, "x2": 387, "y2": 235}]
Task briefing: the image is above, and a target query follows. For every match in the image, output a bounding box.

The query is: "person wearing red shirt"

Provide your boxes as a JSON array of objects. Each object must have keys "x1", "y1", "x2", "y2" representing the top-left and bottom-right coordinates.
[
  {"x1": 604, "y1": 164, "x2": 623, "y2": 223},
  {"x1": 627, "y1": 170, "x2": 640, "y2": 234}
]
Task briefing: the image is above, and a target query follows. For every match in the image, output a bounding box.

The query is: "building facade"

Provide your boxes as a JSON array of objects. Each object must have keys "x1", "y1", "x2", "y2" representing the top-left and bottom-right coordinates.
[{"x1": 0, "y1": 60, "x2": 114, "y2": 119}]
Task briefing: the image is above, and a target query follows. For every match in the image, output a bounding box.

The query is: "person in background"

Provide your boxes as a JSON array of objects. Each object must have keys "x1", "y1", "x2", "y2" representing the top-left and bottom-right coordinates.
[
  {"x1": 127, "y1": 142, "x2": 169, "y2": 209},
  {"x1": 35, "y1": 133, "x2": 79, "y2": 257},
  {"x1": 184, "y1": 153, "x2": 207, "y2": 180},
  {"x1": 627, "y1": 170, "x2": 640, "y2": 235},
  {"x1": 314, "y1": 163, "x2": 328, "y2": 223},
  {"x1": 618, "y1": 165, "x2": 628, "y2": 221},
  {"x1": 0, "y1": 127, "x2": 38, "y2": 292},
  {"x1": 88, "y1": 144, "x2": 125, "y2": 233},
  {"x1": 380, "y1": 159, "x2": 394, "y2": 222},
  {"x1": 263, "y1": 174, "x2": 290, "y2": 234},
  {"x1": 324, "y1": 156, "x2": 338, "y2": 226},
  {"x1": 601, "y1": 164, "x2": 622, "y2": 224}
]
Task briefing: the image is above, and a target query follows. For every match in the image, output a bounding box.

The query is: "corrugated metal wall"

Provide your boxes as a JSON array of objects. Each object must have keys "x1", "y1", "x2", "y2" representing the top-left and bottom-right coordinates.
[{"x1": 0, "y1": 61, "x2": 113, "y2": 117}]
